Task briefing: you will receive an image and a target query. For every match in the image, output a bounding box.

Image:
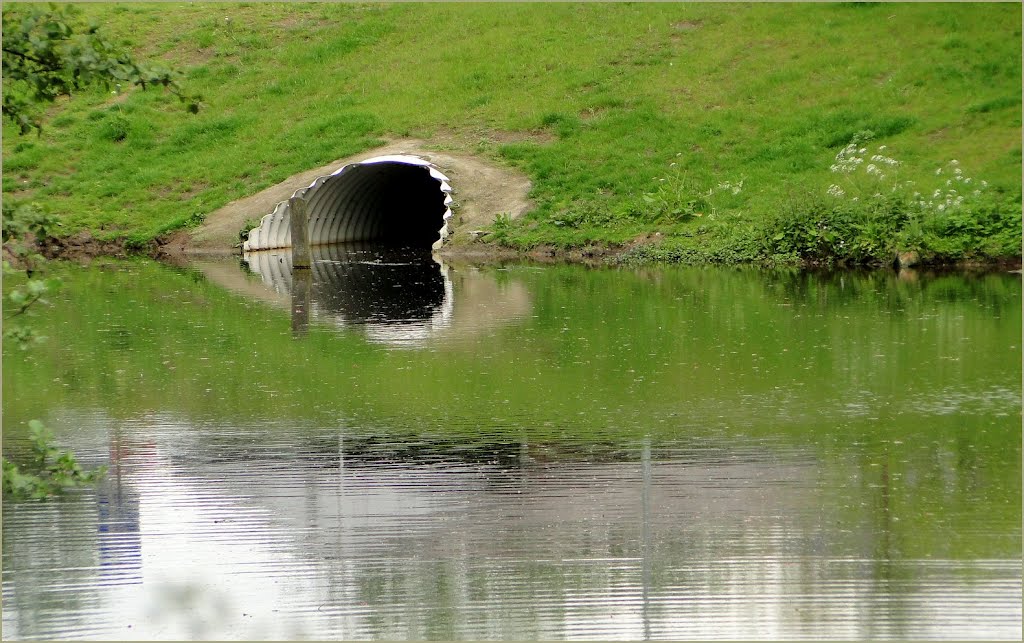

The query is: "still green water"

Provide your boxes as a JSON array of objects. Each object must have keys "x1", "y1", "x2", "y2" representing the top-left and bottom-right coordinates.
[{"x1": 2, "y1": 252, "x2": 1021, "y2": 639}]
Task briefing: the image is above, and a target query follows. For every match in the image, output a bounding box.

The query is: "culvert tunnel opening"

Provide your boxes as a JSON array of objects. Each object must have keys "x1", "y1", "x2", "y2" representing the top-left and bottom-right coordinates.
[
  {"x1": 242, "y1": 156, "x2": 453, "y2": 253},
  {"x1": 315, "y1": 162, "x2": 447, "y2": 248}
]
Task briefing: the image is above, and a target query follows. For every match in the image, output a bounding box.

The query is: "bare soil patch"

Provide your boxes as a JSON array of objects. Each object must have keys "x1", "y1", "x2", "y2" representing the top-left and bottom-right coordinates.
[
  {"x1": 170, "y1": 137, "x2": 535, "y2": 258},
  {"x1": 672, "y1": 20, "x2": 703, "y2": 31}
]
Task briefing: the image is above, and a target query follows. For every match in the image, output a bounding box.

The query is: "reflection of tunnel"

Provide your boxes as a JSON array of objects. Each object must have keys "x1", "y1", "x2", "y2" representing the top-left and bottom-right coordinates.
[
  {"x1": 243, "y1": 244, "x2": 452, "y2": 338},
  {"x1": 310, "y1": 246, "x2": 446, "y2": 324},
  {"x1": 243, "y1": 156, "x2": 453, "y2": 252}
]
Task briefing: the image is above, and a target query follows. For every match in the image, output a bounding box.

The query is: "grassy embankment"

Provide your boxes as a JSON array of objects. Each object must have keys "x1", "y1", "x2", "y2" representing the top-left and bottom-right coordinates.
[{"x1": 2, "y1": 2, "x2": 1021, "y2": 266}]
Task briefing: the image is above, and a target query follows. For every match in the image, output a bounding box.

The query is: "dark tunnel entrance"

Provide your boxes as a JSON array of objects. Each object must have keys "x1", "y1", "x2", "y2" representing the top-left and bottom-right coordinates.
[
  {"x1": 306, "y1": 163, "x2": 447, "y2": 247},
  {"x1": 242, "y1": 156, "x2": 453, "y2": 252}
]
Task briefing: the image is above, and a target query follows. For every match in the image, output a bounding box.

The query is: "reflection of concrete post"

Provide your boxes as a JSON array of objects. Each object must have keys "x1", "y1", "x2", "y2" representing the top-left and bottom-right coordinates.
[
  {"x1": 641, "y1": 438, "x2": 652, "y2": 641},
  {"x1": 290, "y1": 197, "x2": 311, "y2": 269},
  {"x1": 291, "y1": 267, "x2": 312, "y2": 337}
]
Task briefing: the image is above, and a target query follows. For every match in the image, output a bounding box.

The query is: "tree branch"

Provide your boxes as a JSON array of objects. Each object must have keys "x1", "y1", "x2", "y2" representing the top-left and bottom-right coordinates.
[{"x1": 1, "y1": 47, "x2": 64, "y2": 73}]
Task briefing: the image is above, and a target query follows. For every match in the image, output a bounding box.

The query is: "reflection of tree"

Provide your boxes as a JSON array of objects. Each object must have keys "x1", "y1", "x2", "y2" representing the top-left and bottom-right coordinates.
[
  {"x1": 762, "y1": 268, "x2": 1020, "y2": 317},
  {"x1": 842, "y1": 406, "x2": 1022, "y2": 639}
]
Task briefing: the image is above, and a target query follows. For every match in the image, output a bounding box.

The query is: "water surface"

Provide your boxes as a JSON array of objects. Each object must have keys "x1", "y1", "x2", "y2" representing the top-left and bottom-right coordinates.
[{"x1": 3, "y1": 254, "x2": 1020, "y2": 640}]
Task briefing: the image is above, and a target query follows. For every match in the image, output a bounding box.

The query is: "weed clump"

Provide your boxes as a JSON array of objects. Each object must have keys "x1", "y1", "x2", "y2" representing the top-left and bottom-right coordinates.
[{"x1": 94, "y1": 114, "x2": 132, "y2": 143}]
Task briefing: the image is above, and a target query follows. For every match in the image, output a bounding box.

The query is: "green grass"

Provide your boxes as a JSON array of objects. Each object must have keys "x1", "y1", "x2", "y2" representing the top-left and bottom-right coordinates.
[{"x1": 2, "y1": 2, "x2": 1021, "y2": 264}]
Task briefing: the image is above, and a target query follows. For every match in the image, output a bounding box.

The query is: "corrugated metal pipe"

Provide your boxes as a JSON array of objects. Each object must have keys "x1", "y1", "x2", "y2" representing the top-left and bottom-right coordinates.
[{"x1": 242, "y1": 155, "x2": 453, "y2": 252}]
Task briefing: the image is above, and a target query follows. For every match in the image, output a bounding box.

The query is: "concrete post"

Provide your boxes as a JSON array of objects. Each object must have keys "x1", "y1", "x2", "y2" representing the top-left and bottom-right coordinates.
[{"x1": 290, "y1": 196, "x2": 311, "y2": 269}]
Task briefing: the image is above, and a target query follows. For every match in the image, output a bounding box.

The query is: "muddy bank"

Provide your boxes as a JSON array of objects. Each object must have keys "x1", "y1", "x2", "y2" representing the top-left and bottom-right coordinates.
[
  {"x1": 3, "y1": 231, "x2": 132, "y2": 267},
  {"x1": 438, "y1": 238, "x2": 642, "y2": 267},
  {"x1": 11, "y1": 230, "x2": 1020, "y2": 274}
]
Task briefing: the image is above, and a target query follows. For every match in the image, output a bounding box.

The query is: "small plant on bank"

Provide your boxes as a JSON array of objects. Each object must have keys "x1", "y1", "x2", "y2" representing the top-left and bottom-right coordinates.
[
  {"x1": 486, "y1": 212, "x2": 514, "y2": 244},
  {"x1": 2, "y1": 421, "x2": 106, "y2": 501},
  {"x1": 239, "y1": 217, "x2": 262, "y2": 243},
  {"x1": 633, "y1": 158, "x2": 744, "y2": 224}
]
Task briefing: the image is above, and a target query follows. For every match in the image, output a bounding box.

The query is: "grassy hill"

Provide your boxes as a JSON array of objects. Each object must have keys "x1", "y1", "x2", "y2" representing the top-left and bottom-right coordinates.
[{"x1": 2, "y1": 2, "x2": 1021, "y2": 265}]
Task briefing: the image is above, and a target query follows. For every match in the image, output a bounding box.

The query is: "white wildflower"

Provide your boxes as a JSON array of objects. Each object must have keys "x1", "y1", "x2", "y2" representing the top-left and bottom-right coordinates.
[
  {"x1": 973, "y1": 189, "x2": 981, "y2": 196},
  {"x1": 717, "y1": 180, "x2": 743, "y2": 195},
  {"x1": 950, "y1": 159, "x2": 959, "y2": 166},
  {"x1": 878, "y1": 145, "x2": 888, "y2": 151},
  {"x1": 870, "y1": 153, "x2": 900, "y2": 167},
  {"x1": 866, "y1": 163, "x2": 879, "y2": 175},
  {"x1": 963, "y1": 177, "x2": 971, "y2": 184},
  {"x1": 935, "y1": 167, "x2": 942, "y2": 175},
  {"x1": 981, "y1": 180, "x2": 988, "y2": 188},
  {"x1": 937, "y1": 203, "x2": 946, "y2": 212},
  {"x1": 827, "y1": 184, "x2": 845, "y2": 198}
]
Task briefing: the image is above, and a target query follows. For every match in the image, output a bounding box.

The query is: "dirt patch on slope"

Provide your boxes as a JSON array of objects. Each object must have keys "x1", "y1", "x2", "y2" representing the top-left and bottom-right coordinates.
[{"x1": 168, "y1": 138, "x2": 534, "y2": 258}]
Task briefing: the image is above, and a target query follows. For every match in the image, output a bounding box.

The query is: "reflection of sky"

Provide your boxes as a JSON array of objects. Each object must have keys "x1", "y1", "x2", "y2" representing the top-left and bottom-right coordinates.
[
  {"x1": 129, "y1": 466, "x2": 319, "y2": 640},
  {"x1": 3, "y1": 414, "x2": 1020, "y2": 640}
]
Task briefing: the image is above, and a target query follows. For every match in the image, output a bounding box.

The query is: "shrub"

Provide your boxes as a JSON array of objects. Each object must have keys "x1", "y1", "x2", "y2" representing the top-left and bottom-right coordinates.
[{"x1": 764, "y1": 133, "x2": 1023, "y2": 266}]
